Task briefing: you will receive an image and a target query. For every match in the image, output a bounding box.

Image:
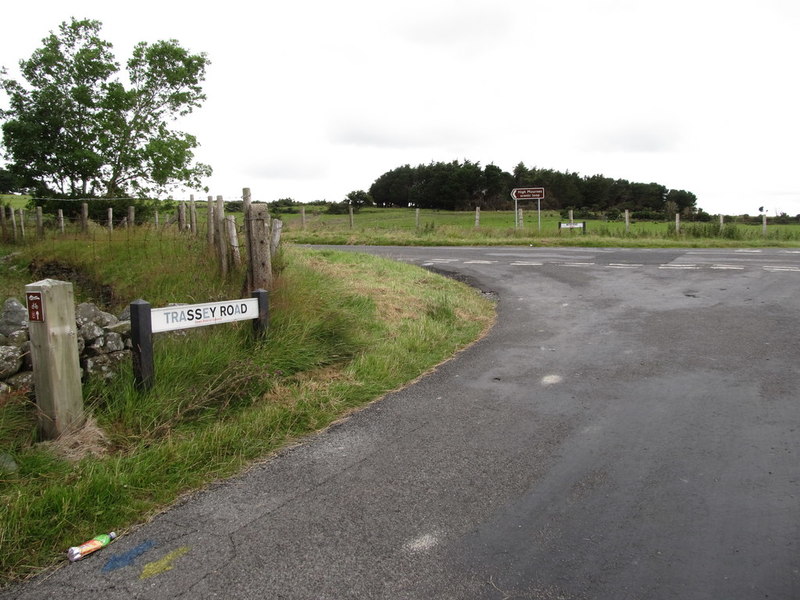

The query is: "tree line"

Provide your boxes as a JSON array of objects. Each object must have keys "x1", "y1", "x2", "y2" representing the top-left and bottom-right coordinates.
[{"x1": 367, "y1": 160, "x2": 702, "y2": 220}]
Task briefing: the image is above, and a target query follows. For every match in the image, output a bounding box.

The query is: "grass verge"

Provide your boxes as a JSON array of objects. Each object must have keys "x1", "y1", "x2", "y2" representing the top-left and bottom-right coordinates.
[{"x1": 0, "y1": 244, "x2": 495, "y2": 585}]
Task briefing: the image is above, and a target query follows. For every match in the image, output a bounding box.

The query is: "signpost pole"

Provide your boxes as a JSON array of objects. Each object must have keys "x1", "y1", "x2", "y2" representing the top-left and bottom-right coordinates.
[
  {"x1": 252, "y1": 289, "x2": 270, "y2": 338},
  {"x1": 130, "y1": 299, "x2": 154, "y2": 392}
]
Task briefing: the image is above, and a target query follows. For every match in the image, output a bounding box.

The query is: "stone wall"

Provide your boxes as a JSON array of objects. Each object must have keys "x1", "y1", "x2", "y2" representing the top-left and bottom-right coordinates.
[{"x1": 0, "y1": 297, "x2": 131, "y2": 396}]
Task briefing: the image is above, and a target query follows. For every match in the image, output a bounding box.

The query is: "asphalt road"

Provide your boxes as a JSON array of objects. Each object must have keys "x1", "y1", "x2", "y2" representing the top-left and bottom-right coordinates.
[{"x1": 4, "y1": 246, "x2": 798, "y2": 599}]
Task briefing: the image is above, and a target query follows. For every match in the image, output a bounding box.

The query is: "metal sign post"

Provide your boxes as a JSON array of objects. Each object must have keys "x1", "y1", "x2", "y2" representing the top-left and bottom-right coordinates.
[{"x1": 510, "y1": 188, "x2": 545, "y2": 232}]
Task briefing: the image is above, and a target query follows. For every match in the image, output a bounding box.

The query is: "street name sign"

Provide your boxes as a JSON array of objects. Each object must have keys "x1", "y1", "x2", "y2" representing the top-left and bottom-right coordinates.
[{"x1": 151, "y1": 298, "x2": 260, "y2": 333}]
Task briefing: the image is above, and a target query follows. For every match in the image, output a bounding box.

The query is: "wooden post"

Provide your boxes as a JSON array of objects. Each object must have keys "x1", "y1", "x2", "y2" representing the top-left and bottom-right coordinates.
[
  {"x1": 518, "y1": 208, "x2": 524, "y2": 228},
  {"x1": 18, "y1": 209, "x2": 25, "y2": 240},
  {"x1": 675, "y1": 213, "x2": 681, "y2": 234},
  {"x1": 270, "y1": 218, "x2": 282, "y2": 257},
  {"x1": 10, "y1": 206, "x2": 18, "y2": 241},
  {"x1": 216, "y1": 195, "x2": 228, "y2": 276},
  {"x1": 130, "y1": 299, "x2": 154, "y2": 392},
  {"x1": 189, "y1": 195, "x2": 197, "y2": 234},
  {"x1": 349, "y1": 204, "x2": 354, "y2": 229},
  {"x1": 108, "y1": 207, "x2": 113, "y2": 232},
  {"x1": 242, "y1": 188, "x2": 253, "y2": 291},
  {"x1": 415, "y1": 208, "x2": 420, "y2": 231},
  {"x1": 762, "y1": 213, "x2": 767, "y2": 237},
  {"x1": 249, "y1": 204, "x2": 273, "y2": 291},
  {"x1": 57, "y1": 209, "x2": 65, "y2": 234},
  {"x1": 719, "y1": 214, "x2": 724, "y2": 230},
  {"x1": 81, "y1": 202, "x2": 89, "y2": 233},
  {"x1": 128, "y1": 205, "x2": 135, "y2": 229},
  {"x1": 475, "y1": 206, "x2": 480, "y2": 228},
  {"x1": 301, "y1": 206, "x2": 306, "y2": 230},
  {"x1": 35, "y1": 206, "x2": 44, "y2": 239},
  {"x1": 207, "y1": 196, "x2": 215, "y2": 245},
  {"x1": 625, "y1": 209, "x2": 630, "y2": 234},
  {"x1": 25, "y1": 279, "x2": 84, "y2": 439},
  {"x1": 226, "y1": 215, "x2": 242, "y2": 267},
  {"x1": 178, "y1": 202, "x2": 186, "y2": 231},
  {"x1": 0, "y1": 204, "x2": 6, "y2": 239}
]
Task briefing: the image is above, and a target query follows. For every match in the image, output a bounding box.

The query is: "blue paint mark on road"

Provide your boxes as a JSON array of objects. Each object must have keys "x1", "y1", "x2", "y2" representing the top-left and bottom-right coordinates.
[{"x1": 102, "y1": 540, "x2": 157, "y2": 573}]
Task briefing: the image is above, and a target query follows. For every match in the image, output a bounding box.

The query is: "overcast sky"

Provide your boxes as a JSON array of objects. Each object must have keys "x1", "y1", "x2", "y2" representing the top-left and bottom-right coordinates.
[{"x1": 2, "y1": 0, "x2": 799, "y2": 215}]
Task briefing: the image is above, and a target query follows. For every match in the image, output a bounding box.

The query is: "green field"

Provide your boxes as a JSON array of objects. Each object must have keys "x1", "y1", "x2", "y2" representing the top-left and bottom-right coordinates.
[{"x1": 278, "y1": 207, "x2": 800, "y2": 247}]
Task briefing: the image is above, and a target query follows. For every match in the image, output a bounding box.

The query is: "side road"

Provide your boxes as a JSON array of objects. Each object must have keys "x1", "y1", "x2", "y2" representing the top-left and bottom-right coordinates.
[{"x1": 3, "y1": 246, "x2": 798, "y2": 599}]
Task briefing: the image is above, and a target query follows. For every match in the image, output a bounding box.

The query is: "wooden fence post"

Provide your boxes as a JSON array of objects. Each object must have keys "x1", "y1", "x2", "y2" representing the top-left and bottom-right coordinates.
[
  {"x1": 26, "y1": 279, "x2": 84, "y2": 439},
  {"x1": 475, "y1": 206, "x2": 480, "y2": 228},
  {"x1": 675, "y1": 213, "x2": 681, "y2": 234},
  {"x1": 108, "y1": 208, "x2": 113, "y2": 233},
  {"x1": 10, "y1": 207, "x2": 18, "y2": 242},
  {"x1": 349, "y1": 205, "x2": 354, "y2": 229},
  {"x1": 216, "y1": 195, "x2": 228, "y2": 276},
  {"x1": 252, "y1": 289, "x2": 269, "y2": 338},
  {"x1": 248, "y1": 204, "x2": 273, "y2": 291},
  {"x1": 226, "y1": 215, "x2": 242, "y2": 267},
  {"x1": 207, "y1": 195, "x2": 214, "y2": 245},
  {"x1": 625, "y1": 209, "x2": 630, "y2": 234},
  {"x1": 270, "y1": 219, "x2": 283, "y2": 258},
  {"x1": 415, "y1": 208, "x2": 420, "y2": 231},
  {"x1": 0, "y1": 204, "x2": 6, "y2": 239},
  {"x1": 762, "y1": 214, "x2": 767, "y2": 237},
  {"x1": 81, "y1": 202, "x2": 89, "y2": 233},
  {"x1": 128, "y1": 205, "x2": 135, "y2": 229},
  {"x1": 301, "y1": 206, "x2": 306, "y2": 230},
  {"x1": 35, "y1": 206, "x2": 44, "y2": 239},
  {"x1": 57, "y1": 209, "x2": 65, "y2": 234},
  {"x1": 242, "y1": 188, "x2": 253, "y2": 291},
  {"x1": 18, "y1": 209, "x2": 25, "y2": 241},
  {"x1": 190, "y1": 195, "x2": 197, "y2": 234}
]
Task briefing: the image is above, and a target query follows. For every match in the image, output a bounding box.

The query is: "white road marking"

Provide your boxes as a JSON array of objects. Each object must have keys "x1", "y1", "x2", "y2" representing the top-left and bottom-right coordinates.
[
  {"x1": 510, "y1": 261, "x2": 543, "y2": 266},
  {"x1": 463, "y1": 260, "x2": 497, "y2": 264},
  {"x1": 735, "y1": 249, "x2": 763, "y2": 253},
  {"x1": 607, "y1": 263, "x2": 643, "y2": 269},
  {"x1": 710, "y1": 265, "x2": 745, "y2": 270},
  {"x1": 562, "y1": 262, "x2": 595, "y2": 267},
  {"x1": 659, "y1": 264, "x2": 700, "y2": 269},
  {"x1": 541, "y1": 374, "x2": 563, "y2": 386},
  {"x1": 764, "y1": 266, "x2": 800, "y2": 272},
  {"x1": 429, "y1": 258, "x2": 459, "y2": 263},
  {"x1": 403, "y1": 533, "x2": 439, "y2": 553}
]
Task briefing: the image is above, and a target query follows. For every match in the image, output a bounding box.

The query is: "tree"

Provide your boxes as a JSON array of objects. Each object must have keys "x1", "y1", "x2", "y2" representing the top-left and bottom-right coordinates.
[
  {"x1": 0, "y1": 167, "x2": 19, "y2": 193},
  {"x1": 0, "y1": 18, "x2": 211, "y2": 198},
  {"x1": 344, "y1": 190, "x2": 374, "y2": 210}
]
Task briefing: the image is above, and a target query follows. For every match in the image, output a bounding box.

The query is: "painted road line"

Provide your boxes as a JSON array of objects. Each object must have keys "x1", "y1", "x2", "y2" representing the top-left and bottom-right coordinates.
[
  {"x1": 510, "y1": 261, "x2": 544, "y2": 266},
  {"x1": 735, "y1": 249, "x2": 763, "y2": 253},
  {"x1": 463, "y1": 260, "x2": 498, "y2": 264},
  {"x1": 429, "y1": 258, "x2": 460, "y2": 263},
  {"x1": 659, "y1": 264, "x2": 700, "y2": 269},
  {"x1": 710, "y1": 265, "x2": 745, "y2": 270},
  {"x1": 763, "y1": 266, "x2": 800, "y2": 272},
  {"x1": 607, "y1": 263, "x2": 643, "y2": 269},
  {"x1": 562, "y1": 262, "x2": 595, "y2": 267}
]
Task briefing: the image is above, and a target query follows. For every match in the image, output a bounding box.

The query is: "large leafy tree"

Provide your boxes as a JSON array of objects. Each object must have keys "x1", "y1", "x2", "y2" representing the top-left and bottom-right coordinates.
[{"x1": 0, "y1": 18, "x2": 211, "y2": 197}]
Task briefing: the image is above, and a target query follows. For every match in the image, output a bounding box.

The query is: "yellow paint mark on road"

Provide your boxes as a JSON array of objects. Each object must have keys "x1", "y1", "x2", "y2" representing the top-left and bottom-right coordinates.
[{"x1": 139, "y1": 546, "x2": 190, "y2": 580}]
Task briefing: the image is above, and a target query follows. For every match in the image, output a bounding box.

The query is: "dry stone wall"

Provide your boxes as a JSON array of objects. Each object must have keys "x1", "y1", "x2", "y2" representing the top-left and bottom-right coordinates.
[{"x1": 0, "y1": 297, "x2": 132, "y2": 396}]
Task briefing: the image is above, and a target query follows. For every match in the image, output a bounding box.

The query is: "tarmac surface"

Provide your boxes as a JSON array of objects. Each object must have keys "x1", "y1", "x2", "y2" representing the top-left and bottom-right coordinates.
[{"x1": 3, "y1": 246, "x2": 798, "y2": 599}]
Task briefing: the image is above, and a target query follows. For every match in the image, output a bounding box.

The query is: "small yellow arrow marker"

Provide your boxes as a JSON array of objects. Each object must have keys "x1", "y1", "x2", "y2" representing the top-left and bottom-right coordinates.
[{"x1": 139, "y1": 546, "x2": 190, "y2": 580}]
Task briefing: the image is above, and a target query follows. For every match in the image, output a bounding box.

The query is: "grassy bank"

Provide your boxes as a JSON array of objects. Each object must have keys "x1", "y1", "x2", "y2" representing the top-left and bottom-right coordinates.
[{"x1": 0, "y1": 239, "x2": 494, "y2": 584}]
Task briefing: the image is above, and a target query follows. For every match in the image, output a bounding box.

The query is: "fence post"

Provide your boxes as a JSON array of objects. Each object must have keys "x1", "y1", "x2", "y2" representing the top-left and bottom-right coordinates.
[
  {"x1": 207, "y1": 196, "x2": 215, "y2": 246},
  {"x1": 26, "y1": 279, "x2": 84, "y2": 439},
  {"x1": 475, "y1": 206, "x2": 480, "y2": 228},
  {"x1": 301, "y1": 206, "x2": 306, "y2": 230},
  {"x1": 57, "y1": 209, "x2": 65, "y2": 234},
  {"x1": 625, "y1": 209, "x2": 630, "y2": 234},
  {"x1": 415, "y1": 208, "x2": 420, "y2": 231},
  {"x1": 349, "y1": 205, "x2": 354, "y2": 229},
  {"x1": 178, "y1": 202, "x2": 186, "y2": 231},
  {"x1": 226, "y1": 215, "x2": 242, "y2": 267},
  {"x1": 18, "y1": 209, "x2": 25, "y2": 241},
  {"x1": 130, "y1": 299, "x2": 154, "y2": 392},
  {"x1": 270, "y1": 218, "x2": 283, "y2": 258},
  {"x1": 35, "y1": 206, "x2": 44, "y2": 240},
  {"x1": 243, "y1": 188, "x2": 253, "y2": 292},
  {"x1": 81, "y1": 202, "x2": 89, "y2": 233},
  {"x1": 762, "y1": 214, "x2": 767, "y2": 237},
  {"x1": 675, "y1": 213, "x2": 681, "y2": 234},
  {"x1": 10, "y1": 207, "x2": 17, "y2": 242},
  {"x1": 190, "y1": 195, "x2": 197, "y2": 235},
  {"x1": 215, "y1": 196, "x2": 228, "y2": 275},
  {"x1": 0, "y1": 204, "x2": 6, "y2": 239},
  {"x1": 128, "y1": 205, "x2": 135, "y2": 229},
  {"x1": 252, "y1": 289, "x2": 269, "y2": 337},
  {"x1": 108, "y1": 207, "x2": 113, "y2": 233},
  {"x1": 719, "y1": 214, "x2": 724, "y2": 230},
  {"x1": 249, "y1": 204, "x2": 273, "y2": 291}
]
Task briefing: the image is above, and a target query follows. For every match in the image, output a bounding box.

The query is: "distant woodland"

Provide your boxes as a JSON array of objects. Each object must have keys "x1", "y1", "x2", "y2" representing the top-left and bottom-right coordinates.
[{"x1": 367, "y1": 161, "x2": 701, "y2": 220}]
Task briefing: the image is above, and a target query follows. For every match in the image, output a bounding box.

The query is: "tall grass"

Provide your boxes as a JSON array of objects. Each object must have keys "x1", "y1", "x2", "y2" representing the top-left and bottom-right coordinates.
[{"x1": 0, "y1": 239, "x2": 494, "y2": 584}]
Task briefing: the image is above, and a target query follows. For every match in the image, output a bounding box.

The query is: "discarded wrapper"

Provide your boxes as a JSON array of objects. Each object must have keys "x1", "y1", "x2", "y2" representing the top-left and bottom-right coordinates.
[{"x1": 67, "y1": 532, "x2": 117, "y2": 562}]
